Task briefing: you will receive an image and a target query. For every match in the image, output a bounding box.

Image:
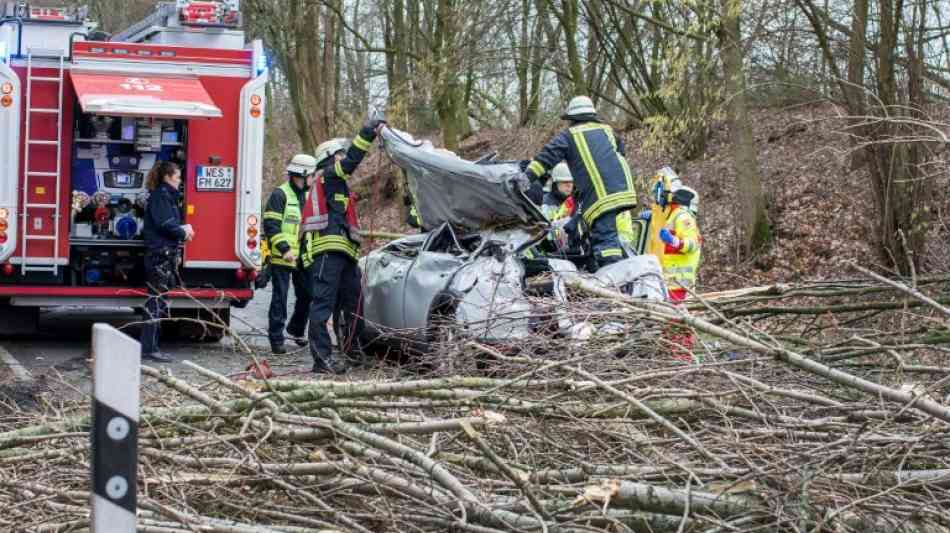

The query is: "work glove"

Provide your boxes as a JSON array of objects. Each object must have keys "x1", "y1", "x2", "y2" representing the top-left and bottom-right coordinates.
[
  {"x1": 639, "y1": 209, "x2": 652, "y2": 221},
  {"x1": 364, "y1": 109, "x2": 387, "y2": 134},
  {"x1": 513, "y1": 172, "x2": 532, "y2": 193},
  {"x1": 659, "y1": 228, "x2": 681, "y2": 250}
]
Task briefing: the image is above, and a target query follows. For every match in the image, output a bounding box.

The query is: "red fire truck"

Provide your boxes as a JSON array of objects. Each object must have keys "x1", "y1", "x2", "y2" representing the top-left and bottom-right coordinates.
[{"x1": 0, "y1": 1, "x2": 266, "y2": 338}]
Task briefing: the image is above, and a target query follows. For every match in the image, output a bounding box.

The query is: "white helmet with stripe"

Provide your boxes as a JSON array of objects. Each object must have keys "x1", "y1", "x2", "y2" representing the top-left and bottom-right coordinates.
[
  {"x1": 314, "y1": 138, "x2": 349, "y2": 168},
  {"x1": 551, "y1": 162, "x2": 573, "y2": 183},
  {"x1": 561, "y1": 95, "x2": 598, "y2": 120},
  {"x1": 286, "y1": 153, "x2": 318, "y2": 176}
]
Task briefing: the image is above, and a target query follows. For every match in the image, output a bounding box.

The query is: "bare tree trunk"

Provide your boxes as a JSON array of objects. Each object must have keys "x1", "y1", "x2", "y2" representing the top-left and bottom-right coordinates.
[
  {"x1": 797, "y1": 0, "x2": 930, "y2": 274},
  {"x1": 545, "y1": 0, "x2": 586, "y2": 97},
  {"x1": 563, "y1": 0, "x2": 586, "y2": 95},
  {"x1": 525, "y1": 1, "x2": 547, "y2": 125},
  {"x1": 864, "y1": 0, "x2": 928, "y2": 273},
  {"x1": 517, "y1": 0, "x2": 530, "y2": 125},
  {"x1": 719, "y1": 0, "x2": 770, "y2": 256},
  {"x1": 432, "y1": 0, "x2": 467, "y2": 150}
]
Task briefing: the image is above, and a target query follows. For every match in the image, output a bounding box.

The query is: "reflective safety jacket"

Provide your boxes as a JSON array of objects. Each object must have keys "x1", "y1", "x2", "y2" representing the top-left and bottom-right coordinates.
[
  {"x1": 541, "y1": 191, "x2": 574, "y2": 222},
  {"x1": 407, "y1": 204, "x2": 422, "y2": 228},
  {"x1": 660, "y1": 205, "x2": 701, "y2": 289},
  {"x1": 263, "y1": 180, "x2": 307, "y2": 267},
  {"x1": 616, "y1": 210, "x2": 649, "y2": 255},
  {"x1": 302, "y1": 125, "x2": 377, "y2": 266},
  {"x1": 526, "y1": 121, "x2": 637, "y2": 226}
]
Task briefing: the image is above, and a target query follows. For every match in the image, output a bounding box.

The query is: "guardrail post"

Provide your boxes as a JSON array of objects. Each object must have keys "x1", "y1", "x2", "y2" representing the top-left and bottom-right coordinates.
[{"x1": 90, "y1": 323, "x2": 140, "y2": 532}]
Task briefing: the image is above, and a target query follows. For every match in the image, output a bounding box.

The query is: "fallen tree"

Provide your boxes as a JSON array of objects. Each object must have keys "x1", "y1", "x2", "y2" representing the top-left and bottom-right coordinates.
[{"x1": 1, "y1": 271, "x2": 949, "y2": 532}]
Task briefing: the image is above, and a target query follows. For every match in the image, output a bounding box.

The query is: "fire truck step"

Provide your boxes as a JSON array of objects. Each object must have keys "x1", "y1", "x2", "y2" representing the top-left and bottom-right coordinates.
[
  {"x1": 28, "y1": 76, "x2": 61, "y2": 82},
  {"x1": 29, "y1": 108, "x2": 60, "y2": 114},
  {"x1": 25, "y1": 203, "x2": 58, "y2": 209},
  {"x1": 27, "y1": 171, "x2": 58, "y2": 177},
  {"x1": 27, "y1": 140, "x2": 59, "y2": 146},
  {"x1": 24, "y1": 236, "x2": 56, "y2": 241},
  {"x1": 21, "y1": 265, "x2": 58, "y2": 273}
]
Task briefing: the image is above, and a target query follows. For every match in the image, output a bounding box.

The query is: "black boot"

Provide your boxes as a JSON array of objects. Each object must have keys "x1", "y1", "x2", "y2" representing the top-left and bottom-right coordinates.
[
  {"x1": 286, "y1": 328, "x2": 309, "y2": 347},
  {"x1": 312, "y1": 356, "x2": 348, "y2": 375}
]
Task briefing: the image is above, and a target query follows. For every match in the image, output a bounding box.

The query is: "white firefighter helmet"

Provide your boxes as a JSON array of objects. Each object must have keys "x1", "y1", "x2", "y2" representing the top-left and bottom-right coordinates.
[
  {"x1": 286, "y1": 153, "x2": 318, "y2": 176},
  {"x1": 314, "y1": 138, "x2": 349, "y2": 168},
  {"x1": 561, "y1": 95, "x2": 598, "y2": 120},
  {"x1": 551, "y1": 162, "x2": 573, "y2": 183},
  {"x1": 672, "y1": 186, "x2": 699, "y2": 213}
]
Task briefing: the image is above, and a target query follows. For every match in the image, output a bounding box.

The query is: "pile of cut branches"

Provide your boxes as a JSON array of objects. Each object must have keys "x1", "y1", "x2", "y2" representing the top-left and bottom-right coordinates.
[{"x1": 1, "y1": 268, "x2": 949, "y2": 532}]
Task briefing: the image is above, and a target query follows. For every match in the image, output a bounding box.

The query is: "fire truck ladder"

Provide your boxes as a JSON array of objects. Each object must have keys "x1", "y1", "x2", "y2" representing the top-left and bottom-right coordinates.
[{"x1": 20, "y1": 50, "x2": 65, "y2": 275}]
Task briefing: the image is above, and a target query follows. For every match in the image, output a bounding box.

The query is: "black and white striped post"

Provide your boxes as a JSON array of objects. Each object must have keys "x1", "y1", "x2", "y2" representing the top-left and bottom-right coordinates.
[{"x1": 90, "y1": 323, "x2": 140, "y2": 532}]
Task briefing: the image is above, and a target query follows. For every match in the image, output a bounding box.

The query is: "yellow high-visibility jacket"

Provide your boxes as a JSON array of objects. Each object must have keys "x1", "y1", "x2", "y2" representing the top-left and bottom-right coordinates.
[{"x1": 660, "y1": 206, "x2": 701, "y2": 289}]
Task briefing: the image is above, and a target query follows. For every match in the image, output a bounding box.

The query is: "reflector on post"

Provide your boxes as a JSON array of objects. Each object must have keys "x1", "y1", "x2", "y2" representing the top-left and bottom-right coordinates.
[{"x1": 90, "y1": 324, "x2": 140, "y2": 533}]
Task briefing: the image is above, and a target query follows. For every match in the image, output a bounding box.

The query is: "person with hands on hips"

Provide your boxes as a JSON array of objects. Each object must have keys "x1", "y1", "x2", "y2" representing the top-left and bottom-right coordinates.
[
  {"x1": 140, "y1": 161, "x2": 193, "y2": 363},
  {"x1": 263, "y1": 154, "x2": 318, "y2": 354}
]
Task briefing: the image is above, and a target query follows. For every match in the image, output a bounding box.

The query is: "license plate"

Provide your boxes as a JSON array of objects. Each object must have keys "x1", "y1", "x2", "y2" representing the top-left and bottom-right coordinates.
[
  {"x1": 195, "y1": 166, "x2": 235, "y2": 191},
  {"x1": 115, "y1": 173, "x2": 132, "y2": 186}
]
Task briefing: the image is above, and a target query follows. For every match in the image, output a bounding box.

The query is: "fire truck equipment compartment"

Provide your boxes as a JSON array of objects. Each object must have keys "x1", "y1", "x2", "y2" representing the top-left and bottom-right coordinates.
[{"x1": 71, "y1": 73, "x2": 222, "y2": 119}]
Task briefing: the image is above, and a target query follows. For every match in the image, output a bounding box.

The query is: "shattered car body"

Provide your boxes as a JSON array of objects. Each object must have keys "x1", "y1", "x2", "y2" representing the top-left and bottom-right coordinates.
[
  {"x1": 359, "y1": 128, "x2": 667, "y2": 351},
  {"x1": 379, "y1": 127, "x2": 545, "y2": 232}
]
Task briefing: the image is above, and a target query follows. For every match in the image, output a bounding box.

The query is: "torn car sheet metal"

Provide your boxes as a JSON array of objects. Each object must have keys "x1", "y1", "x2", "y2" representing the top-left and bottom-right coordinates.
[
  {"x1": 380, "y1": 127, "x2": 545, "y2": 232},
  {"x1": 590, "y1": 255, "x2": 668, "y2": 300}
]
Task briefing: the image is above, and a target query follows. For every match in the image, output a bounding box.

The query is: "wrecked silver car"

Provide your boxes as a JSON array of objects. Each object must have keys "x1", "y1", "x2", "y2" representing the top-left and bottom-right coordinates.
[{"x1": 358, "y1": 128, "x2": 667, "y2": 352}]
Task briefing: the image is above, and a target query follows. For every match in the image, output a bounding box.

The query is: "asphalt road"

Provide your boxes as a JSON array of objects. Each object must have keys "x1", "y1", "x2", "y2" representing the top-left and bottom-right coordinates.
[{"x1": 0, "y1": 286, "x2": 314, "y2": 395}]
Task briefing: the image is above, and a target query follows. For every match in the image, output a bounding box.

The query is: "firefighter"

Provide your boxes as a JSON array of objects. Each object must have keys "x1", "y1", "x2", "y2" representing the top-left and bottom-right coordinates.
[
  {"x1": 302, "y1": 117, "x2": 386, "y2": 374},
  {"x1": 140, "y1": 161, "x2": 194, "y2": 362},
  {"x1": 655, "y1": 186, "x2": 702, "y2": 361},
  {"x1": 541, "y1": 163, "x2": 575, "y2": 221},
  {"x1": 520, "y1": 96, "x2": 638, "y2": 268},
  {"x1": 540, "y1": 163, "x2": 579, "y2": 254},
  {"x1": 263, "y1": 154, "x2": 317, "y2": 354},
  {"x1": 404, "y1": 191, "x2": 422, "y2": 230},
  {"x1": 408, "y1": 204, "x2": 422, "y2": 229}
]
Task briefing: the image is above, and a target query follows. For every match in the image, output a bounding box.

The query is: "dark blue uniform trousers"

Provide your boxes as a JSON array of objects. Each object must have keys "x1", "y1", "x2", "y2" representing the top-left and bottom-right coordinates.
[
  {"x1": 307, "y1": 252, "x2": 363, "y2": 370},
  {"x1": 589, "y1": 211, "x2": 628, "y2": 268},
  {"x1": 268, "y1": 263, "x2": 312, "y2": 347},
  {"x1": 141, "y1": 248, "x2": 179, "y2": 355}
]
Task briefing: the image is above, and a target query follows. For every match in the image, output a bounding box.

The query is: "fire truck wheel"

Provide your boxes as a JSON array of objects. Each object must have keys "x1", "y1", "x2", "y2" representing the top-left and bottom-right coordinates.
[{"x1": 170, "y1": 309, "x2": 230, "y2": 343}]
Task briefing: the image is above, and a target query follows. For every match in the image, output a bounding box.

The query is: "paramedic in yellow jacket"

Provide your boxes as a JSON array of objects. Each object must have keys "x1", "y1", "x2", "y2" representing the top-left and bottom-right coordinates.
[
  {"x1": 657, "y1": 186, "x2": 701, "y2": 303},
  {"x1": 651, "y1": 186, "x2": 701, "y2": 362}
]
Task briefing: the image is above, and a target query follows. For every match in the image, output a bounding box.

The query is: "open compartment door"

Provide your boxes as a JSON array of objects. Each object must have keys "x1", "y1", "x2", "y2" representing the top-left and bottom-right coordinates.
[{"x1": 71, "y1": 73, "x2": 222, "y2": 119}]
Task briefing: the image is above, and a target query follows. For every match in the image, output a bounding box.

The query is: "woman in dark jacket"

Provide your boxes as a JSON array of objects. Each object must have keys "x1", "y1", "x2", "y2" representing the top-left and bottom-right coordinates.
[{"x1": 140, "y1": 161, "x2": 194, "y2": 362}]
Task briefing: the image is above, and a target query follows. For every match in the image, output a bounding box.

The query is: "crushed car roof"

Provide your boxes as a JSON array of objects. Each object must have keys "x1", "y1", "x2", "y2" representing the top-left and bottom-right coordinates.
[{"x1": 379, "y1": 127, "x2": 547, "y2": 232}]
